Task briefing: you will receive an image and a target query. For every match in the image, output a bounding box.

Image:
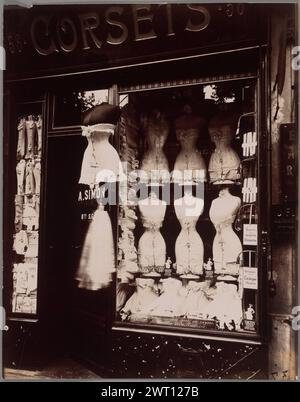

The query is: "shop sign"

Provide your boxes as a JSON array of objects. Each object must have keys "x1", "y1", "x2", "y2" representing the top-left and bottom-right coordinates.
[{"x1": 4, "y1": 3, "x2": 267, "y2": 78}]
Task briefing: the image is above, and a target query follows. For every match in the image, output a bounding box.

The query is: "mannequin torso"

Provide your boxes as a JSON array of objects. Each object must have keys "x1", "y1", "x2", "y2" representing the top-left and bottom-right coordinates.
[
  {"x1": 79, "y1": 126, "x2": 123, "y2": 186},
  {"x1": 173, "y1": 107, "x2": 206, "y2": 183},
  {"x1": 141, "y1": 111, "x2": 169, "y2": 183},
  {"x1": 208, "y1": 116, "x2": 240, "y2": 184},
  {"x1": 174, "y1": 192, "x2": 204, "y2": 276},
  {"x1": 138, "y1": 192, "x2": 167, "y2": 274},
  {"x1": 209, "y1": 188, "x2": 242, "y2": 275}
]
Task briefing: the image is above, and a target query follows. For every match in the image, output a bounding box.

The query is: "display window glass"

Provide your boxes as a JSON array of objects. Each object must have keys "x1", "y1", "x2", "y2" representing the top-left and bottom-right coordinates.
[
  {"x1": 114, "y1": 78, "x2": 260, "y2": 337},
  {"x1": 10, "y1": 103, "x2": 44, "y2": 315},
  {"x1": 52, "y1": 89, "x2": 110, "y2": 129}
]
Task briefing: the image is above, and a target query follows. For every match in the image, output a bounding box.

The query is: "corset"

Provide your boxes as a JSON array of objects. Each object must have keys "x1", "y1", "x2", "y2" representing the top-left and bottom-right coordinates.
[
  {"x1": 208, "y1": 148, "x2": 240, "y2": 183},
  {"x1": 33, "y1": 161, "x2": 41, "y2": 195},
  {"x1": 25, "y1": 118, "x2": 37, "y2": 159},
  {"x1": 175, "y1": 227, "x2": 204, "y2": 275},
  {"x1": 36, "y1": 116, "x2": 43, "y2": 158},
  {"x1": 141, "y1": 151, "x2": 169, "y2": 183},
  {"x1": 16, "y1": 159, "x2": 26, "y2": 195},
  {"x1": 79, "y1": 131, "x2": 123, "y2": 185},
  {"x1": 210, "y1": 219, "x2": 242, "y2": 275},
  {"x1": 17, "y1": 119, "x2": 26, "y2": 160},
  {"x1": 25, "y1": 160, "x2": 35, "y2": 195},
  {"x1": 209, "y1": 194, "x2": 242, "y2": 275},
  {"x1": 138, "y1": 219, "x2": 166, "y2": 272}
]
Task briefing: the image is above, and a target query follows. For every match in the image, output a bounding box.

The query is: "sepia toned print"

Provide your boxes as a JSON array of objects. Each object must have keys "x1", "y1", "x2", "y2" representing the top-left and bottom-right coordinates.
[{"x1": 2, "y1": 3, "x2": 298, "y2": 381}]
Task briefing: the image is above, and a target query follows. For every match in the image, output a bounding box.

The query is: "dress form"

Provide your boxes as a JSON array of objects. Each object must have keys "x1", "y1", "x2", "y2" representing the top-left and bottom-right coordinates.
[
  {"x1": 79, "y1": 125, "x2": 123, "y2": 186},
  {"x1": 173, "y1": 105, "x2": 206, "y2": 184},
  {"x1": 174, "y1": 191, "x2": 204, "y2": 277},
  {"x1": 209, "y1": 187, "x2": 242, "y2": 276},
  {"x1": 208, "y1": 114, "x2": 240, "y2": 184},
  {"x1": 138, "y1": 192, "x2": 167, "y2": 276},
  {"x1": 141, "y1": 110, "x2": 169, "y2": 183}
]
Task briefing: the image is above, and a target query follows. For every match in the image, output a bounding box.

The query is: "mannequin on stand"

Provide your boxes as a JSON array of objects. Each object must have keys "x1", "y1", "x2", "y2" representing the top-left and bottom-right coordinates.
[
  {"x1": 138, "y1": 191, "x2": 167, "y2": 276},
  {"x1": 173, "y1": 104, "x2": 206, "y2": 184},
  {"x1": 141, "y1": 110, "x2": 170, "y2": 184},
  {"x1": 174, "y1": 189, "x2": 204, "y2": 277},
  {"x1": 208, "y1": 112, "x2": 240, "y2": 184},
  {"x1": 76, "y1": 103, "x2": 121, "y2": 290},
  {"x1": 79, "y1": 103, "x2": 123, "y2": 186},
  {"x1": 209, "y1": 186, "x2": 242, "y2": 276}
]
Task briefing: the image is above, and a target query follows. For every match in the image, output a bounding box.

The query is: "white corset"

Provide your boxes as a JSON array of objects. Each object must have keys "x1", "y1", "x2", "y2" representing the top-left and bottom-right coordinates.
[
  {"x1": 173, "y1": 129, "x2": 206, "y2": 183},
  {"x1": 79, "y1": 125, "x2": 123, "y2": 185},
  {"x1": 209, "y1": 191, "x2": 242, "y2": 275},
  {"x1": 174, "y1": 194, "x2": 204, "y2": 275},
  {"x1": 138, "y1": 196, "x2": 166, "y2": 271},
  {"x1": 141, "y1": 116, "x2": 169, "y2": 183}
]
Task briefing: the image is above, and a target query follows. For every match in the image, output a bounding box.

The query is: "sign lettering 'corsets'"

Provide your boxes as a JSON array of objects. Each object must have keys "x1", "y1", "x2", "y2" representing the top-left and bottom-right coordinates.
[
  {"x1": 30, "y1": 4, "x2": 210, "y2": 56},
  {"x1": 4, "y1": 4, "x2": 266, "y2": 77}
]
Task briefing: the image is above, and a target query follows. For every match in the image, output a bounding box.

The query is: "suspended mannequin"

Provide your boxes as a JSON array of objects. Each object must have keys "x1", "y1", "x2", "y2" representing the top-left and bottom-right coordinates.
[
  {"x1": 140, "y1": 110, "x2": 170, "y2": 184},
  {"x1": 173, "y1": 104, "x2": 206, "y2": 184},
  {"x1": 208, "y1": 112, "x2": 240, "y2": 184}
]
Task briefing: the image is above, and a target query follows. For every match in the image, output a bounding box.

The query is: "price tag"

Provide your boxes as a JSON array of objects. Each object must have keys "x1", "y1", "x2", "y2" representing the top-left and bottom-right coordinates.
[
  {"x1": 243, "y1": 224, "x2": 258, "y2": 245},
  {"x1": 243, "y1": 267, "x2": 258, "y2": 289}
]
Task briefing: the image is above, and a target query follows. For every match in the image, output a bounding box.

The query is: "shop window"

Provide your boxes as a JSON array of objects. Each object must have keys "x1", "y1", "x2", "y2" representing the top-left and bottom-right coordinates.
[
  {"x1": 114, "y1": 78, "x2": 259, "y2": 338},
  {"x1": 11, "y1": 104, "x2": 44, "y2": 315}
]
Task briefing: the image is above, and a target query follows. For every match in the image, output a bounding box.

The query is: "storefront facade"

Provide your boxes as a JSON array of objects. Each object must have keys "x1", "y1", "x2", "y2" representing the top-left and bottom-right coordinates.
[{"x1": 3, "y1": 3, "x2": 298, "y2": 379}]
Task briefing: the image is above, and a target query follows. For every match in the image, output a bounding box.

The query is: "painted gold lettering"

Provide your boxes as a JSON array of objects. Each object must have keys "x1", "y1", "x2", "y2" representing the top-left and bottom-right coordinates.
[
  {"x1": 105, "y1": 6, "x2": 128, "y2": 45},
  {"x1": 185, "y1": 5, "x2": 210, "y2": 32},
  {"x1": 56, "y1": 17, "x2": 77, "y2": 53},
  {"x1": 132, "y1": 5, "x2": 157, "y2": 42},
  {"x1": 31, "y1": 15, "x2": 59, "y2": 56},
  {"x1": 79, "y1": 12, "x2": 102, "y2": 50}
]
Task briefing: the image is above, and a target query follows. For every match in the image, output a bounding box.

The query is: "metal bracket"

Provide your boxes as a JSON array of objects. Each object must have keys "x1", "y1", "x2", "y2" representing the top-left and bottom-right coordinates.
[{"x1": 0, "y1": 307, "x2": 8, "y2": 331}]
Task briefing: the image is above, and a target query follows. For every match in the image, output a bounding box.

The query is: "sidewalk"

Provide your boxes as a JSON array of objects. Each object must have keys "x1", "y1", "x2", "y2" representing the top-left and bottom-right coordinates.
[{"x1": 3, "y1": 358, "x2": 100, "y2": 380}]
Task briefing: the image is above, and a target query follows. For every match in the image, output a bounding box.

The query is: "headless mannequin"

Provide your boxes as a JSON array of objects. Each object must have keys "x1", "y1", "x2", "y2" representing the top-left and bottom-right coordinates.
[
  {"x1": 209, "y1": 187, "x2": 242, "y2": 276},
  {"x1": 79, "y1": 125, "x2": 123, "y2": 186},
  {"x1": 141, "y1": 110, "x2": 169, "y2": 183},
  {"x1": 173, "y1": 105, "x2": 206, "y2": 183},
  {"x1": 174, "y1": 190, "x2": 204, "y2": 277},
  {"x1": 208, "y1": 114, "x2": 240, "y2": 184},
  {"x1": 138, "y1": 191, "x2": 166, "y2": 275}
]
